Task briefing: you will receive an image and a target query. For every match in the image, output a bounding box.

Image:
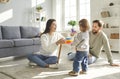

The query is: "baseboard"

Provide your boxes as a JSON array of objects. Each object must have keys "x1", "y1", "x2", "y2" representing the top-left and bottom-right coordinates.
[
  {"x1": 111, "y1": 51, "x2": 119, "y2": 53},
  {"x1": 102, "y1": 50, "x2": 119, "y2": 53}
]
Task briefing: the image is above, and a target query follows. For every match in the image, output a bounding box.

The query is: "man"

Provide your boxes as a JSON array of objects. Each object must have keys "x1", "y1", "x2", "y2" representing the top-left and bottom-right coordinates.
[{"x1": 68, "y1": 20, "x2": 119, "y2": 66}]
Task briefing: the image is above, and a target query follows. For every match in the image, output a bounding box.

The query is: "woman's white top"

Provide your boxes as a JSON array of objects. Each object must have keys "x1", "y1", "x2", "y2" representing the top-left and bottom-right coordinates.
[{"x1": 37, "y1": 32, "x2": 64, "y2": 56}]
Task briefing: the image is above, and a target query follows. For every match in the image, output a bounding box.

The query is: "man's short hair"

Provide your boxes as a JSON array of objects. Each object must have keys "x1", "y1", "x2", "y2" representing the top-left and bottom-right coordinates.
[{"x1": 93, "y1": 20, "x2": 104, "y2": 27}]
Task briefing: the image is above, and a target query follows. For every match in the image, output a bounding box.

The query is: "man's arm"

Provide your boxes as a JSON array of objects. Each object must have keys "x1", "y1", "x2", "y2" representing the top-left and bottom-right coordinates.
[{"x1": 103, "y1": 35, "x2": 119, "y2": 66}]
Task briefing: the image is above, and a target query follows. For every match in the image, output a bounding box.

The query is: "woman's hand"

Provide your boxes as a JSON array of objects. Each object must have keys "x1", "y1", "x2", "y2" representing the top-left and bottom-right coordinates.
[{"x1": 56, "y1": 38, "x2": 65, "y2": 45}]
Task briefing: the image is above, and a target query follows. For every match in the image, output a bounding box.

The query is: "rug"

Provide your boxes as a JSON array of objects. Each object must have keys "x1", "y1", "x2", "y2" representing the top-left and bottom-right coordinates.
[{"x1": 0, "y1": 72, "x2": 16, "y2": 79}]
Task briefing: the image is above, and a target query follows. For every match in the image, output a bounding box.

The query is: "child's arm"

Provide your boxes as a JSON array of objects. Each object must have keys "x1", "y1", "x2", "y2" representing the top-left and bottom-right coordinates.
[
  {"x1": 76, "y1": 39, "x2": 85, "y2": 48},
  {"x1": 71, "y1": 35, "x2": 79, "y2": 46}
]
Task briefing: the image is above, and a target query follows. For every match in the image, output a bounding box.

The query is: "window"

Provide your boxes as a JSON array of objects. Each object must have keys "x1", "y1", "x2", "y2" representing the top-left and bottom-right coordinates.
[
  {"x1": 79, "y1": 0, "x2": 90, "y2": 22},
  {"x1": 64, "y1": 0, "x2": 77, "y2": 30},
  {"x1": 64, "y1": 0, "x2": 90, "y2": 30}
]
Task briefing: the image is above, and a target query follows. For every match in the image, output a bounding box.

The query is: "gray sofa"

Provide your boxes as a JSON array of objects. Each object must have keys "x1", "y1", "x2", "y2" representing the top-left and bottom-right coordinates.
[{"x1": 0, "y1": 26, "x2": 41, "y2": 58}]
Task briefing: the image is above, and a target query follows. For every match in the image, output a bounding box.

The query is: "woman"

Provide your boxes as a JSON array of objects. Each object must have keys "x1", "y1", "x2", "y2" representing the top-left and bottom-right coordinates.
[{"x1": 27, "y1": 19, "x2": 65, "y2": 68}]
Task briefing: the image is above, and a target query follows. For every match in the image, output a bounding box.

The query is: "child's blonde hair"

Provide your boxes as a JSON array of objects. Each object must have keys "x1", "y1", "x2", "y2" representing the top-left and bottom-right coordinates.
[{"x1": 79, "y1": 19, "x2": 90, "y2": 32}]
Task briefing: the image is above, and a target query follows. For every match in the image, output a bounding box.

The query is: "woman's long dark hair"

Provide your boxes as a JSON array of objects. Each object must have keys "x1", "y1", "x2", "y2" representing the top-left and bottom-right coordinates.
[{"x1": 42, "y1": 19, "x2": 56, "y2": 34}]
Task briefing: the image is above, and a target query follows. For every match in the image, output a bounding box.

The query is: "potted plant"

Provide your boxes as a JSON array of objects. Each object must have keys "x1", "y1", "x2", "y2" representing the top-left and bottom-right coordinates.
[
  {"x1": 36, "y1": 5, "x2": 43, "y2": 12},
  {"x1": 68, "y1": 20, "x2": 77, "y2": 32}
]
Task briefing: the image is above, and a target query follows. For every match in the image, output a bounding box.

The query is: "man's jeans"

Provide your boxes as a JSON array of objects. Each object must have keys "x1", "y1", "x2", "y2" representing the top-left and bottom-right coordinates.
[
  {"x1": 73, "y1": 51, "x2": 88, "y2": 72},
  {"x1": 68, "y1": 52, "x2": 97, "y2": 65},
  {"x1": 27, "y1": 54, "x2": 58, "y2": 67}
]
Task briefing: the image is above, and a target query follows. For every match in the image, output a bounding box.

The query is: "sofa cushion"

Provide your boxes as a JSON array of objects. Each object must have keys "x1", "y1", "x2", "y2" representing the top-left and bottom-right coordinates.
[
  {"x1": 0, "y1": 26, "x2": 2, "y2": 39},
  {"x1": 0, "y1": 40, "x2": 14, "y2": 48},
  {"x1": 20, "y1": 26, "x2": 40, "y2": 38},
  {"x1": 2, "y1": 26, "x2": 21, "y2": 39},
  {"x1": 32, "y1": 38, "x2": 41, "y2": 45},
  {"x1": 13, "y1": 39, "x2": 33, "y2": 47}
]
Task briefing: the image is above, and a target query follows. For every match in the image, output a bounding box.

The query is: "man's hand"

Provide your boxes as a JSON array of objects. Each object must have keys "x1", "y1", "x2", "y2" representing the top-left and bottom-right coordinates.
[
  {"x1": 110, "y1": 63, "x2": 120, "y2": 66},
  {"x1": 88, "y1": 53, "x2": 92, "y2": 58}
]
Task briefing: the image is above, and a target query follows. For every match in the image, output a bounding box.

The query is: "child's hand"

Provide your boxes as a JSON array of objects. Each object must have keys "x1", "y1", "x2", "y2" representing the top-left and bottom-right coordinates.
[{"x1": 70, "y1": 32, "x2": 76, "y2": 36}]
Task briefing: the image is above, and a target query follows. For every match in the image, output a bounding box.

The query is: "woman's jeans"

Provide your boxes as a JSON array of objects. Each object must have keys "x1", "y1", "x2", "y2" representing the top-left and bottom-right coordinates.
[
  {"x1": 73, "y1": 51, "x2": 88, "y2": 72},
  {"x1": 27, "y1": 54, "x2": 58, "y2": 67},
  {"x1": 68, "y1": 52, "x2": 97, "y2": 65}
]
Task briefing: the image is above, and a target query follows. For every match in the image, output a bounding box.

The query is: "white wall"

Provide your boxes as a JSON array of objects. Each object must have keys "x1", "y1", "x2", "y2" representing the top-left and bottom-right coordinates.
[
  {"x1": 52, "y1": 0, "x2": 63, "y2": 31},
  {"x1": 90, "y1": 0, "x2": 104, "y2": 24},
  {"x1": 0, "y1": 0, "x2": 31, "y2": 26},
  {"x1": 0, "y1": 0, "x2": 53, "y2": 26},
  {"x1": 90, "y1": 0, "x2": 120, "y2": 23},
  {"x1": 42, "y1": 0, "x2": 52, "y2": 19},
  {"x1": 1, "y1": 0, "x2": 119, "y2": 29}
]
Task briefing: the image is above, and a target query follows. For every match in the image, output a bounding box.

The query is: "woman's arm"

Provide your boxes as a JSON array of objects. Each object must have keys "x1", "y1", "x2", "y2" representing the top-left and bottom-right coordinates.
[{"x1": 41, "y1": 33, "x2": 65, "y2": 53}]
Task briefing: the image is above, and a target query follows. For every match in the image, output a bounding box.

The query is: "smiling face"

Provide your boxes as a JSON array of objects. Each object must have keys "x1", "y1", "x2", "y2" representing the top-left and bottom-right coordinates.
[
  {"x1": 92, "y1": 22, "x2": 102, "y2": 34},
  {"x1": 49, "y1": 21, "x2": 57, "y2": 32}
]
